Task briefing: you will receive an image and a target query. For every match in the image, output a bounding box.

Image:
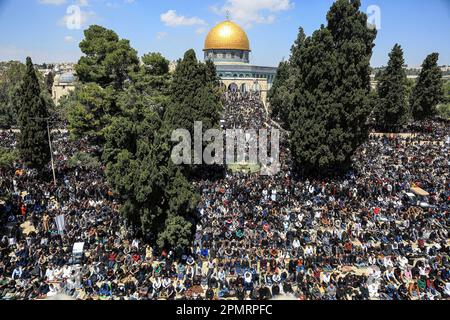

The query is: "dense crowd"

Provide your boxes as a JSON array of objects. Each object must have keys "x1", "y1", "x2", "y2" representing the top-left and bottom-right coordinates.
[
  {"x1": 0, "y1": 94, "x2": 449, "y2": 300},
  {"x1": 223, "y1": 91, "x2": 266, "y2": 131}
]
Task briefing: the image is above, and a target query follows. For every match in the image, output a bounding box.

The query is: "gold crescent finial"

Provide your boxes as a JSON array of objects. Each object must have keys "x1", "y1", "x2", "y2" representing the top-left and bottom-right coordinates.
[{"x1": 226, "y1": 10, "x2": 231, "y2": 21}]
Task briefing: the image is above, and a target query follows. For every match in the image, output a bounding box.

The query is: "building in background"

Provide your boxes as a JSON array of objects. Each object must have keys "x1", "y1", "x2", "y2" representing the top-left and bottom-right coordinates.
[
  {"x1": 52, "y1": 71, "x2": 77, "y2": 105},
  {"x1": 203, "y1": 19, "x2": 277, "y2": 107}
]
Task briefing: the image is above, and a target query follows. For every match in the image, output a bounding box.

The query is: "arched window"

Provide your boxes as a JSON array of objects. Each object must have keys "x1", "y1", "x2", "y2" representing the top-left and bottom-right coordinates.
[
  {"x1": 229, "y1": 83, "x2": 238, "y2": 92},
  {"x1": 252, "y1": 82, "x2": 261, "y2": 92}
]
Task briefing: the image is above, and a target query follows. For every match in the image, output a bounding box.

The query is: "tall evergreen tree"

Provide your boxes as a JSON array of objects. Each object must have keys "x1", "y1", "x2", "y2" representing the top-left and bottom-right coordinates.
[
  {"x1": 76, "y1": 25, "x2": 140, "y2": 89},
  {"x1": 375, "y1": 44, "x2": 409, "y2": 130},
  {"x1": 66, "y1": 83, "x2": 117, "y2": 141},
  {"x1": 268, "y1": 27, "x2": 306, "y2": 129},
  {"x1": 130, "y1": 53, "x2": 172, "y2": 117},
  {"x1": 290, "y1": 0, "x2": 376, "y2": 174},
  {"x1": 326, "y1": 0, "x2": 377, "y2": 166},
  {"x1": 411, "y1": 53, "x2": 444, "y2": 120},
  {"x1": 103, "y1": 50, "x2": 199, "y2": 250},
  {"x1": 268, "y1": 60, "x2": 291, "y2": 125},
  {"x1": 0, "y1": 61, "x2": 26, "y2": 128},
  {"x1": 141, "y1": 52, "x2": 169, "y2": 76},
  {"x1": 290, "y1": 27, "x2": 340, "y2": 173},
  {"x1": 45, "y1": 71, "x2": 55, "y2": 95},
  {"x1": 289, "y1": 27, "x2": 307, "y2": 69},
  {"x1": 204, "y1": 59, "x2": 220, "y2": 86},
  {"x1": 67, "y1": 25, "x2": 141, "y2": 143},
  {"x1": 164, "y1": 49, "x2": 222, "y2": 136},
  {"x1": 17, "y1": 57, "x2": 50, "y2": 171}
]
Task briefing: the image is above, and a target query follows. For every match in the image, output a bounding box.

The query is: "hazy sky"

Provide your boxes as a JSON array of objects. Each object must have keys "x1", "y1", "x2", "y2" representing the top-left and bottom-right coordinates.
[{"x1": 0, "y1": 0, "x2": 449, "y2": 67}]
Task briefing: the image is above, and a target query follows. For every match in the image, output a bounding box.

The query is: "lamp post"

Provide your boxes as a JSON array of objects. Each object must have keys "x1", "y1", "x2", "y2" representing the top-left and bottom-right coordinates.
[{"x1": 46, "y1": 118, "x2": 57, "y2": 187}]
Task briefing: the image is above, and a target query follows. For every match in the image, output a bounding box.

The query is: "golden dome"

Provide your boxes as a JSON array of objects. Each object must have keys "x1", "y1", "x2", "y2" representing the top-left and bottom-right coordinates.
[{"x1": 204, "y1": 21, "x2": 250, "y2": 51}]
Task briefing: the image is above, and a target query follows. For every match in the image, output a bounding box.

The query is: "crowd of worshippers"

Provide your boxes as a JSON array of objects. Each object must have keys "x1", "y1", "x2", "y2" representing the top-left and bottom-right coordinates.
[
  {"x1": 0, "y1": 94, "x2": 449, "y2": 300},
  {"x1": 223, "y1": 91, "x2": 266, "y2": 131}
]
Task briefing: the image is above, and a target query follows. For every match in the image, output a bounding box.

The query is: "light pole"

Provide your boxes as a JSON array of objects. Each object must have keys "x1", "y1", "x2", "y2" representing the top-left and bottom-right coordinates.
[{"x1": 46, "y1": 118, "x2": 57, "y2": 187}]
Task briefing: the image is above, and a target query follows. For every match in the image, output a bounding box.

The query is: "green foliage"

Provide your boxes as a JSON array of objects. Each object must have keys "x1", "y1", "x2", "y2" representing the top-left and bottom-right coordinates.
[
  {"x1": 405, "y1": 78, "x2": 416, "y2": 101},
  {"x1": 438, "y1": 80, "x2": 450, "y2": 119},
  {"x1": 156, "y1": 214, "x2": 193, "y2": 250},
  {"x1": 443, "y1": 79, "x2": 450, "y2": 103},
  {"x1": 66, "y1": 83, "x2": 117, "y2": 141},
  {"x1": 141, "y1": 52, "x2": 169, "y2": 76},
  {"x1": 436, "y1": 103, "x2": 450, "y2": 120},
  {"x1": 16, "y1": 57, "x2": 50, "y2": 171},
  {"x1": 131, "y1": 53, "x2": 172, "y2": 115},
  {"x1": 268, "y1": 27, "x2": 306, "y2": 129},
  {"x1": 70, "y1": 27, "x2": 170, "y2": 144},
  {"x1": 0, "y1": 148, "x2": 19, "y2": 170},
  {"x1": 290, "y1": 27, "x2": 342, "y2": 172},
  {"x1": 101, "y1": 47, "x2": 200, "y2": 250},
  {"x1": 0, "y1": 61, "x2": 26, "y2": 128},
  {"x1": 164, "y1": 49, "x2": 222, "y2": 136},
  {"x1": 289, "y1": 0, "x2": 377, "y2": 174},
  {"x1": 68, "y1": 152, "x2": 101, "y2": 170},
  {"x1": 75, "y1": 25, "x2": 140, "y2": 89},
  {"x1": 104, "y1": 110, "x2": 199, "y2": 247},
  {"x1": 44, "y1": 71, "x2": 55, "y2": 94},
  {"x1": 268, "y1": 61, "x2": 292, "y2": 127},
  {"x1": 204, "y1": 59, "x2": 220, "y2": 86},
  {"x1": 411, "y1": 53, "x2": 444, "y2": 120},
  {"x1": 0, "y1": 61, "x2": 55, "y2": 129},
  {"x1": 375, "y1": 44, "x2": 409, "y2": 130},
  {"x1": 326, "y1": 0, "x2": 377, "y2": 157},
  {"x1": 289, "y1": 27, "x2": 307, "y2": 68},
  {"x1": 69, "y1": 26, "x2": 219, "y2": 250}
]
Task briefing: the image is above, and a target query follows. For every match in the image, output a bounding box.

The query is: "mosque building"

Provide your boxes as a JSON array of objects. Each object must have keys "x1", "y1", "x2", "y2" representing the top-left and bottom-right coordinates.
[
  {"x1": 204, "y1": 19, "x2": 277, "y2": 107},
  {"x1": 52, "y1": 72, "x2": 77, "y2": 105}
]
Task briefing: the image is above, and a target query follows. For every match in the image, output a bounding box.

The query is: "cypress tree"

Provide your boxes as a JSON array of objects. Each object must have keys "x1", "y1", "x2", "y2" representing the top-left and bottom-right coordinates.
[
  {"x1": 103, "y1": 50, "x2": 200, "y2": 250},
  {"x1": 289, "y1": 27, "x2": 307, "y2": 69},
  {"x1": 45, "y1": 71, "x2": 55, "y2": 95},
  {"x1": 411, "y1": 53, "x2": 444, "y2": 120},
  {"x1": 204, "y1": 59, "x2": 220, "y2": 86},
  {"x1": 290, "y1": 27, "x2": 340, "y2": 173},
  {"x1": 0, "y1": 61, "x2": 26, "y2": 128},
  {"x1": 17, "y1": 57, "x2": 50, "y2": 171},
  {"x1": 268, "y1": 27, "x2": 306, "y2": 129},
  {"x1": 164, "y1": 49, "x2": 221, "y2": 135},
  {"x1": 290, "y1": 0, "x2": 376, "y2": 174},
  {"x1": 268, "y1": 60, "x2": 291, "y2": 126},
  {"x1": 326, "y1": 0, "x2": 377, "y2": 168},
  {"x1": 375, "y1": 44, "x2": 409, "y2": 130}
]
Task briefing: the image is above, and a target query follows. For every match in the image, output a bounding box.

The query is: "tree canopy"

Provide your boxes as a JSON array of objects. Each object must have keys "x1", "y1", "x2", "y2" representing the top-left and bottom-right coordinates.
[
  {"x1": 16, "y1": 57, "x2": 51, "y2": 171},
  {"x1": 375, "y1": 44, "x2": 409, "y2": 130},
  {"x1": 411, "y1": 53, "x2": 444, "y2": 120},
  {"x1": 268, "y1": 27, "x2": 306, "y2": 129},
  {"x1": 164, "y1": 49, "x2": 222, "y2": 137},
  {"x1": 0, "y1": 61, "x2": 26, "y2": 128},
  {"x1": 75, "y1": 25, "x2": 140, "y2": 89},
  {"x1": 289, "y1": 0, "x2": 376, "y2": 175}
]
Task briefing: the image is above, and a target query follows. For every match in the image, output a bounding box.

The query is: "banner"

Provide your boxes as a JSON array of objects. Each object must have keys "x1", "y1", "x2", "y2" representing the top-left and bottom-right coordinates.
[
  {"x1": 73, "y1": 242, "x2": 85, "y2": 255},
  {"x1": 55, "y1": 214, "x2": 66, "y2": 235}
]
